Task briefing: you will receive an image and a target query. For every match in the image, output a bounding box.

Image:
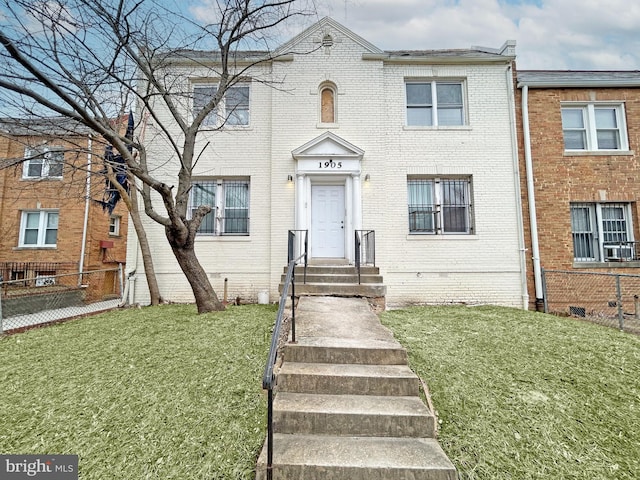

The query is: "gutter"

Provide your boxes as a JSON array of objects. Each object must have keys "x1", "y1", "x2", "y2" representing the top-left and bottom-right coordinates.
[
  {"x1": 521, "y1": 85, "x2": 544, "y2": 309},
  {"x1": 506, "y1": 65, "x2": 529, "y2": 310},
  {"x1": 78, "y1": 134, "x2": 92, "y2": 284}
]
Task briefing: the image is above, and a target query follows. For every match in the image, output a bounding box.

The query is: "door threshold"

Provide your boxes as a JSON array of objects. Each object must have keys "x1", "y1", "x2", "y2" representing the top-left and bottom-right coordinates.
[{"x1": 308, "y1": 258, "x2": 350, "y2": 266}]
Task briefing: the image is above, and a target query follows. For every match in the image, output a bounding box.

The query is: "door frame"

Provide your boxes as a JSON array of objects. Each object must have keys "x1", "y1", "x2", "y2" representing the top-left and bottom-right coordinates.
[
  {"x1": 310, "y1": 183, "x2": 346, "y2": 259},
  {"x1": 291, "y1": 133, "x2": 365, "y2": 264}
]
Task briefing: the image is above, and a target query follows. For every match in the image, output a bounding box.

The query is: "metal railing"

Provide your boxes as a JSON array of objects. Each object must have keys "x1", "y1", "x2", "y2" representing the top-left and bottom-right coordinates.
[
  {"x1": 262, "y1": 238, "x2": 308, "y2": 480},
  {"x1": 603, "y1": 241, "x2": 639, "y2": 262},
  {"x1": 287, "y1": 229, "x2": 308, "y2": 283},
  {"x1": 573, "y1": 239, "x2": 640, "y2": 263},
  {"x1": 0, "y1": 262, "x2": 78, "y2": 288},
  {"x1": 355, "y1": 230, "x2": 376, "y2": 284}
]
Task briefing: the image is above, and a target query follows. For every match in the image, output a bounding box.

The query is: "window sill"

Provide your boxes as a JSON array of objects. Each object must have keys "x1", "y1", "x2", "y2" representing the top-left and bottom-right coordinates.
[
  {"x1": 573, "y1": 261, "x2": 640, "y2": 268},
  {"x1": 14, "y1": 246, "x2": 57, "y2": 250},
  {"x1": 195, "y1": 235, "x2": 251, "y2": 242},
  {"x1": 21, "y1": 177, "x2": 63, "y2": 181},
  {"x1": 317, "y1": 123, "x2": 339, "y2": 129},
  {"x1": 403, "y1": 125, "x2": 472, "y2": 131},
  {"x1": 406, "y1": 234, "x2": 478, "y2": 240},
  {"x1": 199, "y1": 125, "x2": 253, "y2": 132},
  {"x1": 564, "y1": 150, "x2": 634, "y2": 157}
]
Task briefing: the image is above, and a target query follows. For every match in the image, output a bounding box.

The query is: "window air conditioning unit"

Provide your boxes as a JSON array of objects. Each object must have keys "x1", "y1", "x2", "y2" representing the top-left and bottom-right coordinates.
[
  {"x1": 35, "y1": 275, "x2": 56, "y2": 287},
  {"x1": 604, "y1": 245, "x2": 634, "y2": 261}
]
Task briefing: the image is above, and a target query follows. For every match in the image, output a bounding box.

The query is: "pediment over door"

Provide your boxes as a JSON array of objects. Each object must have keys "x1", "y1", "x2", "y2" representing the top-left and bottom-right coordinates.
[{"x1": 292, "y1": 132, "x2": 364, "y2": 174}]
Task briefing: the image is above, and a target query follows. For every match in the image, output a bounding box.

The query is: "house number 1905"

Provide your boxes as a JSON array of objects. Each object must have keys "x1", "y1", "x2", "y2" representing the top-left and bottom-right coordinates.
[{"x1": 318, "y1": 160, "x2": 342, "y2": 169}]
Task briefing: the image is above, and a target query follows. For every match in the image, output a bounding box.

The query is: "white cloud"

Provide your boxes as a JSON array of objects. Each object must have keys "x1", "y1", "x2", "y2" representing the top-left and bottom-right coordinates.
[{"x1": 309, "y1": 0, "x2": 640, "y2": 69}]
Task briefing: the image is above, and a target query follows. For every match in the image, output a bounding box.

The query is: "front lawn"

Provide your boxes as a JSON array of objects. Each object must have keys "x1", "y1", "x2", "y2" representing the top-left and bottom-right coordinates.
[
  {"x1": 0, "y1": 304, "x2": 275, "y2": 479},
  {"x1": 382, "y1": 306, "x2": 640, "y2": 480}
]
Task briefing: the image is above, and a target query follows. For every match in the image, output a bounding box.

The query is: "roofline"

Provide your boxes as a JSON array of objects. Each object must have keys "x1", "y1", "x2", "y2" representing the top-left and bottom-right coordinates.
[
  {"x1": 517, "y1": 71, "x2": 640, "y2": 88},
  {"x1": 362, "y1": 53, "x2": 515, "y2": 65}
]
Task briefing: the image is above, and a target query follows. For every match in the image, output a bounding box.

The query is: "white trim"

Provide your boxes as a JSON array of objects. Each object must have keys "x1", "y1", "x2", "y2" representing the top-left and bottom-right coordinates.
[{"x1": 19, "y1": 210, "x2": 59, "y2": 247}]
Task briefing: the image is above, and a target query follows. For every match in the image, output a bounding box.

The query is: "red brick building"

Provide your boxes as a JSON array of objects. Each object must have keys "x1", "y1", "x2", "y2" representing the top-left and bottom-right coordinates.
[
  {"x1": 0, "y1": 117, "x2": 128, "y2": 299},
  {"x1": 516, "y1": 71, "x2": 640, "y2": 311}
]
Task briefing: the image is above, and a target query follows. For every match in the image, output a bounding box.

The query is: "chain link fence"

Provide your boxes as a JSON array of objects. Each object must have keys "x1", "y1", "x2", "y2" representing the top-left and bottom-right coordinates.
[
  {"x1": 542, "y1": 269, "x2": 640, "y2": 334},
  {"x1": 1, "y1": 266, "x2": 123, "y2": 334}
]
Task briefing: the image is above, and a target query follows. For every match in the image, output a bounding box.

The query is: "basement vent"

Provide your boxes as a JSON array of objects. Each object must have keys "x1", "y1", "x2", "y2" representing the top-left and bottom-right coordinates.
[{"x1": 569, "y1": 306, "x2": 586, "y2": 317}]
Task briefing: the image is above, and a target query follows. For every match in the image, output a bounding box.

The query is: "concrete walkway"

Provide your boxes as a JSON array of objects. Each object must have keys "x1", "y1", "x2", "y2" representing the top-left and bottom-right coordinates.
[
  {"x1": 257, "y1": 296, "x2": 456, "y2": 479},
  {"x1": 291, "y1": 295, "x2": 402, "y2": 353}
]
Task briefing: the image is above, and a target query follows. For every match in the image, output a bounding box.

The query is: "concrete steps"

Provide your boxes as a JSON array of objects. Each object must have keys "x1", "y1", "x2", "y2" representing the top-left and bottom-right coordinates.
[
  {"x1": 255, "y1": 297, "x2": 456, "y2": 480},
  {"x1": 257, "y1": 434, "x2": 456, "y2": 480},
  {"x1": 273, "y1": 393, "x2": 436, "y2": 437},
  {"x1": 278, "y1": 265, "x2": 386, "y2": 299},
  {"x1": 277, "y1": 362, "x2": 420, "y2": 396}
]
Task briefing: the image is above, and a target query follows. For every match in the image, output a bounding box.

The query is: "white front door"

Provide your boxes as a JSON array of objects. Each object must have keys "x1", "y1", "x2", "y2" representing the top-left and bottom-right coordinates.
[{"x1": 311, "y1": 185, "x2": 345, "y2": 258}]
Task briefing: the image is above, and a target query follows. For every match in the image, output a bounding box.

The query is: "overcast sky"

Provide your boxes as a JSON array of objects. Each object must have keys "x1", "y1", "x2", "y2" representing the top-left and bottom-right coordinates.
[
  {"x1": 190, "y1": 0, "x2": 640, "y2": 71},
  {"x1": 304, "y1": 0, "x2": 640, "y2": 70}
]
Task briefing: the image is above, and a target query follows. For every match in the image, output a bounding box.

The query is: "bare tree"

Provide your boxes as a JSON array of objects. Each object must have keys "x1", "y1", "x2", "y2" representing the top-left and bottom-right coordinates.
[{"x1": 0, "y1": 0, "x2": 315, "y2": 312}]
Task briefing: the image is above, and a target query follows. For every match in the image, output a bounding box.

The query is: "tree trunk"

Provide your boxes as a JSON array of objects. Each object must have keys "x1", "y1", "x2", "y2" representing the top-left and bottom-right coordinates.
[
  {"x1": 128, "y1": 185, "x2": 162, "y2": 305},
  {"x1": 166, "y1": 226, "x2": 224, "y2": 313}
]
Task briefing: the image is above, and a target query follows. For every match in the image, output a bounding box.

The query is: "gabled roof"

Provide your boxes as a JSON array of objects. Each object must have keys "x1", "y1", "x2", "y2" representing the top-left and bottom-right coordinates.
[
  {"x1": 292, "y1": 132, "x2": 364, "y2": 160},
  {"x1": 163, "y1": 17, "x2": 515, "y2": 66},
  {"x1": 518, "y1": 70, "x2": 640, "y2": 88},
  {"x1": 275, "y1": 17, "x2": 383, "y2": 57}
]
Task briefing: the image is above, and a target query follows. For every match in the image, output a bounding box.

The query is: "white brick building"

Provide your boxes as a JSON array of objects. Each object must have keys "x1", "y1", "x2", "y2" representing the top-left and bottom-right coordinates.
[{"x1": 126, "y1": 17, "x2": 527, "y2": 308}]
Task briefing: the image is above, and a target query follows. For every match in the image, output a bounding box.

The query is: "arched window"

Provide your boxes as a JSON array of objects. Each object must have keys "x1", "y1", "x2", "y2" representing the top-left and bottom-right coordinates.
[{"x1": 320, "y1": 85, "x2": 335, "y2": 124}]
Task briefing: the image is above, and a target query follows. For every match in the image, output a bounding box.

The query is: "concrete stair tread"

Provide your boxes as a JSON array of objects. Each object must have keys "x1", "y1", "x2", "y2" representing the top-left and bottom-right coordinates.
[
  {"x1": 285, "y1": 337, "x2": 407, "y2": 364},
  {"x1": 279, "y1": 362, "x2": 416, "y2": 378},
  {"x1": 290, "y1": 336, "x2": 402, "y2": 350},
  {"x1": 275, "y1": 392, "x2": 431, "y2": 416},
  {"x1": 273, "y1": 392, "x2": 435, "y2": 437},
  {"x1": 277, "y1": 362, "x2": 419, "y2": 396},
  {"x1": 256, "y1": 434, "x2": 456, "y2": 479}
]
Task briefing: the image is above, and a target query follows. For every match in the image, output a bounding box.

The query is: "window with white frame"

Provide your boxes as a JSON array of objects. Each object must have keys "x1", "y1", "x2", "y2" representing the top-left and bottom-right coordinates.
[
  {"x1": 406, "y1": 81, "x2": 465, "y2": 126},
  {"x1": 193, "y1": 82, "x2": 250, "y2": 127},
  {"x1": 571, "y1": 203, "x2": 635, "y2": 262},
  {"x1": 407, "y1": 178, "x2": 473, "y2": 234},
  {"x1": 23, "y1": 146, "x2": 64, "y2": 179},
  {"x1": 19, "y1": 210, "x2": 59, "y2": 247},
  {"x1": 561, "y1": 104, "x2": 628, "y2": 151},
  {"x1": 109, "y1": 215, "x2": 121, "y2": 236},
  {"x1": 189, "y1": 179, "x2": 249, "y2": 235}
]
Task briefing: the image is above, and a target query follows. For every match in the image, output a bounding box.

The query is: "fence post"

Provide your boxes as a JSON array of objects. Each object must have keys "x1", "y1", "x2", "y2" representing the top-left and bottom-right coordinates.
[
  {"x1": 0, "y1": 289, "x2": 4, "y2": 336},
  {"x1": 541, "y1": 268, "x2": 548, "y2": 313},
  {"x1": 615, "y1": 275, "x2": 624, "y2": 330},
  {"x1": 118, "y1": 263, "x2": 124, "y2": 301}
]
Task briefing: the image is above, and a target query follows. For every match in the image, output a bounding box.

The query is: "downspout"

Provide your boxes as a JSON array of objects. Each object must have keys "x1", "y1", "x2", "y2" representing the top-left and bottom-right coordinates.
[
  {"x1": 521, "y1": 85, "x2": 544, "y2": 309},
  {"x1": 506, "y1": 65, "x2": 529, "y2": 310},
  {"x1": 78, "y1": 134, "x2": 92, "y2": 285}
]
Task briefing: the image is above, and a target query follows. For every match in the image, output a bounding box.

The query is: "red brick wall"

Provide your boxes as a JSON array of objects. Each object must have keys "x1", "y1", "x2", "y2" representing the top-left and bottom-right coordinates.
[
  {"x1": 0, "y1": 132, "x2": 127, "y2": 297},
  {"x1": 516, "y1": 82, "x2": 640, "y2": 309}
]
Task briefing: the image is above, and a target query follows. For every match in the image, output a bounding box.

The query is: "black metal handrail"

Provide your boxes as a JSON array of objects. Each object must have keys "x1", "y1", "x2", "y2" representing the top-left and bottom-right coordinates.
[
  {"x1": 355, "y1": 230, "x2": 375, "y2": 284},
  {"x1": 262, "y1": 236, "x2": 307, "y2": 480},
  {"x1": 287, "y1": 229, "x2": 308, "y2": 283}
]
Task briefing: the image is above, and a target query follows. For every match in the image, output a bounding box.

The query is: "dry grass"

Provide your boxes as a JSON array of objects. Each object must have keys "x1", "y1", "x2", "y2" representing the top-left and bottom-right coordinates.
[
  {"x1": 0, "y1": 304, "x2": 276, "y2": 479},
  {"x1": 381, "y1": 305, "x2": 640, "y2": 480}
]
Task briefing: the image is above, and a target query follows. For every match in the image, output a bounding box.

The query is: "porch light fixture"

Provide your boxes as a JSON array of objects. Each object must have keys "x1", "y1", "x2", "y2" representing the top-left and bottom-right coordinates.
[
  {"x1": 287, "y1": 174, "x2": 293, "y2": 183},
  {"x1": 364, "y1": 174, "x2": 370, "y2": 182}
]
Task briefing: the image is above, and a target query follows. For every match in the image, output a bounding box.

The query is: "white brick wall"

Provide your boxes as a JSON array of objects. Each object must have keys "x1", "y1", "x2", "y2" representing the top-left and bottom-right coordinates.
[{"x1": 127, "y1": 18, "x2": 525, "y2": 308}]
